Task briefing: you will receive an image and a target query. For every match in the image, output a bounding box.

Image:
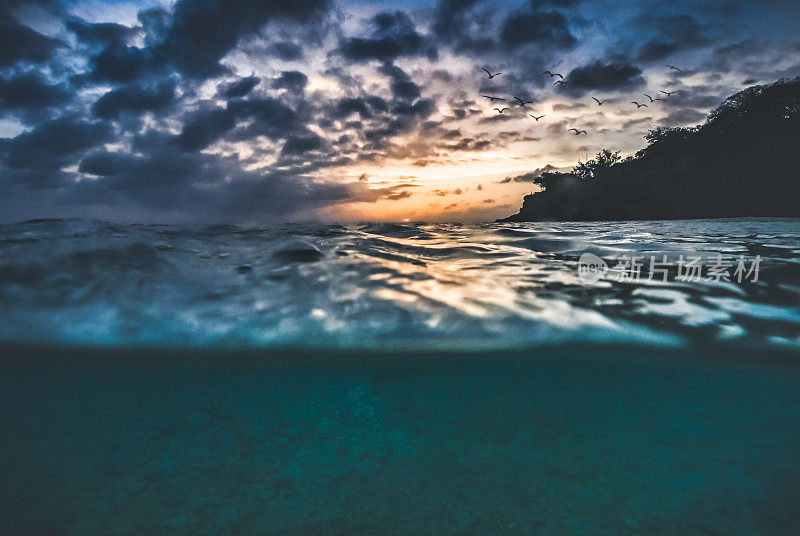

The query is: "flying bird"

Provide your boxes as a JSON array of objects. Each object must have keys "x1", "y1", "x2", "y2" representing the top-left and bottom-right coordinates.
[
  {"x1": 529, "y1": 114, "x2": 545, "y2": 121},
  {"x1": 514, "y1": 96, "x2": 534, "y2": 106},
  {"x1": 482, "y1": 67, "x2": 502, "y2": 79},
  {"x1": 666, "y1": 65, "x2": 682, "y2": 72},
  {"x1": 542, "y1": 70, "x2": 564, "y2": 79},
  {"x1": 568, "y1": 128, "x2": 588, "y2": 135},
  {"x1": 481, "y1": 95, "x2": 506, "y2": 101},
  {"x1": 554, "y1": 80, "x2": 569, "y2": 85},
  {"x1": 591, "y1": 97, "x2": 606, "y2": 106},
  {"x1": 631, "y1": 101, "x2": 648, "y2": 108},
  {"x1": 659, "y1": 90, "x2": 677, "y2": 97},
  {"x1": 494, "y1": 107, "x2": 509, "y2": 114},
  {"x1": 644, "y1": 94, "x2": 662, "y2": 103}
]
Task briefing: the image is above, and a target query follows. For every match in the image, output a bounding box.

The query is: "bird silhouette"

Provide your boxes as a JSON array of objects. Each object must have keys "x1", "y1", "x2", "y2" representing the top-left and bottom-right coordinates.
[
  {"x1": 568, "y1": 128, "x2": 588, "y2": 135},
  {"x1": 644, "y1": 94, "x2": 662, "y2": 103},
  {"x1": 666, "y1": 65, "x2": 682, "y2": 72},
  {"x1": 481, "y1": 95, "x2": 506, "y2": 102},
  {"x1": 542, "y1": 70, "x2": 564, "y2": 79},
  {"x1": 630, "y1": 101, "x2": 648, "y2": 108},
  {"x1": 482, "y1": 67, "x2": 502, "y2": 79},
  {"x1": 494, "y1": 107, "x2": 509, "y2": 114},
  {"x1": 591, "y1": 97, "x2": 605, "y2": 106},
  {"x1": 554, "y1": 80, "x2": 569, "y2": 85},
  {"x1": 659, "y1": 90, "x2": 677, "y2": 97},
  {"x1": 529, "y1": 114, "x2": 545, "y2": 121},
  {"x1": 514, "y1": 96, "x2": 534, "y2": 106}
]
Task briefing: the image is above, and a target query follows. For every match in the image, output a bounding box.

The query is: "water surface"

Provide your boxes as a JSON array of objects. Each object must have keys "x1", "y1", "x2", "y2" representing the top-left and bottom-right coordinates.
[{"x1": 1, "y1": 217, "x2": 798, "y2": 350}]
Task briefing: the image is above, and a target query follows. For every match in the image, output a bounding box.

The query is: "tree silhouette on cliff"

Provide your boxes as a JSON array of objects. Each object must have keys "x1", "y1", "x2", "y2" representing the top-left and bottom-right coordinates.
[{"x1": 501, "y1": 77, "x2": 800, "y2": 222}]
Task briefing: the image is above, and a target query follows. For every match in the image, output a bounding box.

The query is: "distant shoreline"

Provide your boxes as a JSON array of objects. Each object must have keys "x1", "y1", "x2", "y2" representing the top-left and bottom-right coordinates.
[{"x1": 499, "y1": 78, "x2": 800, "y2": 223}]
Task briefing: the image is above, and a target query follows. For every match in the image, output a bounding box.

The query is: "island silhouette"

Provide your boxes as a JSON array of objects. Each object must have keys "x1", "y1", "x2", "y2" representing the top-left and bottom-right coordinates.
[{"x1": 500, "y1": 77, "x2": 800, "y2": 222}]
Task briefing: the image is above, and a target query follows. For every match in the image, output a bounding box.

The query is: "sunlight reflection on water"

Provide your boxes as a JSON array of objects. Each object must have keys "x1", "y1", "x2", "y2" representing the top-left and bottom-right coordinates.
[{"x1": 0, "y1": 217, "x2": 798, "y2": 351}]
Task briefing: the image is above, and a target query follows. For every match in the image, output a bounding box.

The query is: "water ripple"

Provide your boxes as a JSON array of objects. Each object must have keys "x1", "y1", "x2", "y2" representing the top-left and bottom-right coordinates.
[{"x1": 0, "y1": 218, "x2": 798, "y2": 351}]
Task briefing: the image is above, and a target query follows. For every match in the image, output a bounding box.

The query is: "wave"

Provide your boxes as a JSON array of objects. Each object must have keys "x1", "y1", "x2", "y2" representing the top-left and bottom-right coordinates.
[{"x1": 0, "y1": 218, "x2": 798, "y2": 352}]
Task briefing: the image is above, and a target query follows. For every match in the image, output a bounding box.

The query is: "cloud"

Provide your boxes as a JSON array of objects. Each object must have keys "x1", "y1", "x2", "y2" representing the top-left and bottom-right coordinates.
[
  {"x1": 65, "y1": 17, "x2": 140, "y2": 47},
  {"x1": 0, "y1": 17, "x2": 63, "y2": 68},
  {"x1": 219, "y1": 76, "x2": 260, "y2": 99},
  {"x1": 379, "y1": 62, "x2": 421, "y2": 101},
  {"x1": 331, "y1": 97, "x2": 373, "y2": 120},
  {"x1": 500, "y1": 9, "x2": 576, "y2": 50},
  {"x1": 0, "y1": 72, "x2": 71, "y2": 121},
  {"x1": 338, "y1": 11, "x2": 437, "y2": 63},
  {"x1": 226, "y1": 97, "x2": 303, "y2": 142},
  {"x1": 159, "y1": 0, "x2": 331, "y2": 77},
  {"x1": 562, "y1": 61, "x2": 645, "y2": 95},
  {"x1": 280, "y1": 133, "x2": 325, "y2": 156},
  {"x1": 265, "y1": 41, "x2": 304, "y2": 61},
  {"x1": 92, "y1": 79, "x2": 176, "y2": 119},
  {"x1": 83, "y1": 43, "x2": 156, "y2": 83},
  {"x1": 175, "y1": 106, "x2": 237, "y2": 152},
  {"x1": 432, "y1": 0, "x2": 493, "y2": 53},
  {"x1": 271, "y1": 71, "x2": 308, "y2": 92},
  {"x1": 0, "y1": 115, "x2": 112, "y2": 172},
  {"x1": 69, "y1": 147, "x2": 357, "y2": 221},
  {"x1": 633, "y1": 14, "x2": 709, "y2": 63}
]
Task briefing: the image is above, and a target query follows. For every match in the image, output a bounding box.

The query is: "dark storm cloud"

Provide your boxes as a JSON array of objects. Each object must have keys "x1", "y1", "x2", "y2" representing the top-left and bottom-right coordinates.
[
  {"x1": 226, "y1": 97, "x2": 303, "y2": 141},
  {"x1": 219, "y1": 76, "x2": 260, "y2": 99},
  {"x1": 281, "y1": 133, "x2": 325, "y2": 156},
  {"x1": 338, "y1": 11, "x2": 437, "y2": 62},
  {"x1": 83, "y1": 43, "x2": 156, "y2": 83},
  {"x1": 331, "y1": 98, "x2": 373, "y2": 120},
  {"x1": 175, "y1": 106, "x2": 237, "y2": 152},
  {"x1": 0, "y1": 115, "x2": 112, "y2": 171},
  {"x1": 76, "y1": 0, "x2": 330, "y2": 84},
  {"x1": 0, "y1": 17, "x2": 63, "y2": 67},
  {"x1": 271, "y1": 71, "x2": 308, "y2": 92},
  {"x1": 432, "y1": 0, "x2": 492, "y2": 53},
  {"x1": 390, "y1": 99, "x2": 436, "y2": 119},
  {"x1": 159, "y1": 0, "x2": 332, "y2": 77},
  {"x1": 92, "y1": 79, "x2": 176, "y2": 119},
  {"x1": 433, "y1": 0, "x2": 576, "y2": 59},
  {"x1": 379, "y1": 63, "x2": 421, "y2": 101},
  {"x1": 137, "y1": 7, "x2": 170, "y2": 48},
  {"x1": 65, "y1": 17, "x2": 140, "y2": 47},
  {"x1": 562, "y1": 61, "x2": 645, "y2": 95},
  {"x1": 500, "y1": 9, "x2": 576, "y2": 49},
  {"x1": 633, "y1": 14, "x2": 709, "y2": 63},
  {"x1": 0, "y1": 72, "x2": 71, "y2": 120},
  {"x1": 265, "y1": 41, "x2": 304, "y2": 61},
  {"x1": 531, "y1": 0, "x2": 583, "y2": 6},
  {"x1": 70, "y1": 147, "x2": 356, "y2": 220},
  {"x1": 78, "y1": 150, "x2": 138, "y2": 176}
]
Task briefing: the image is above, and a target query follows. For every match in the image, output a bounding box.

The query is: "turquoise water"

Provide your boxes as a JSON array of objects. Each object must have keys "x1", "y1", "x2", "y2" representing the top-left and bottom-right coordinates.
[
  {"x1": 2, "y1": 347, "x2": 800, "y2": 534},
  {"x1": 1, "y1": 218, "x2": 800, "y2": 534}
]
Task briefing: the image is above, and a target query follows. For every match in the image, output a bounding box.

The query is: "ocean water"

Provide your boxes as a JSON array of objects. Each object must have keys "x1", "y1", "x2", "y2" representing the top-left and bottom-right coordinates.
[{"x1": 1, "y1": 218, "x2": 800, "y2": 534}]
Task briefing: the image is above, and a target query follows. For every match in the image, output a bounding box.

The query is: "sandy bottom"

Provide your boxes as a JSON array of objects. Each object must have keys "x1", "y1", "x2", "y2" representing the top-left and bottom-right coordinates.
[{"x1": 2, "y1": 347, "x2": 800, "y2": 535}]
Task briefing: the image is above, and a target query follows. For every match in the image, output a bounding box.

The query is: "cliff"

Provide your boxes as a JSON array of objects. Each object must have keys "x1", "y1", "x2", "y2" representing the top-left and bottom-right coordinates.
[{"x1": 500, "y1": 77, "x2": 800, "y2": 222}]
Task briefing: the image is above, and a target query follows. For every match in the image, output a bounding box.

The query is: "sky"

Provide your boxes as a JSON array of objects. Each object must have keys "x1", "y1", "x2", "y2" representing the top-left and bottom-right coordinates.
[{"x1": 1, "y1": 0, "x2": 799, "y2": 223}]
